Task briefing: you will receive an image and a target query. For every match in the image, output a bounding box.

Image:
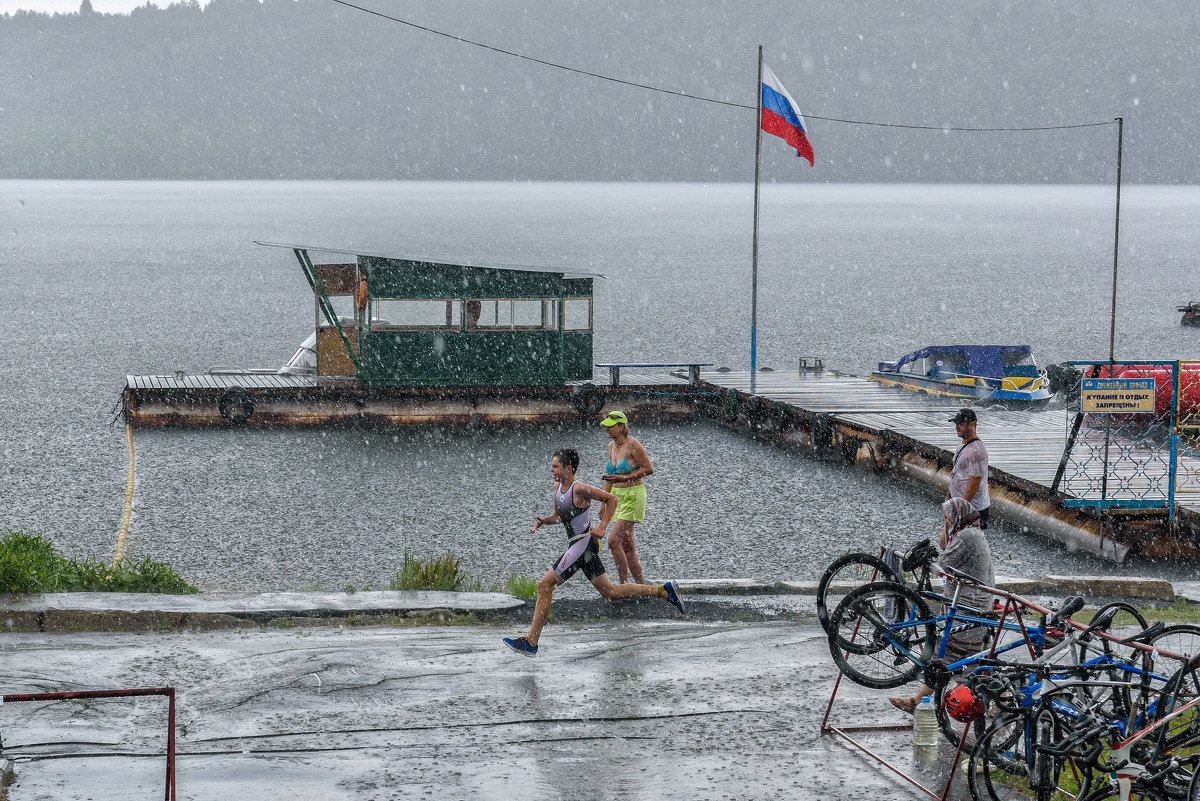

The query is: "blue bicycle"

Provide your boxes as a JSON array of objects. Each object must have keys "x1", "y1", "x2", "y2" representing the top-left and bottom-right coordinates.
[{"x1": 826, "y1": 563, "x2": 1065, "y2": 691}]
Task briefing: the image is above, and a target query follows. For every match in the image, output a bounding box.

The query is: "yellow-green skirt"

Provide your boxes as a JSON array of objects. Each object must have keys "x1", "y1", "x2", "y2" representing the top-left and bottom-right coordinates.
[{"x1": 611, "y1": 484, "x2": 647, "y2": 523}]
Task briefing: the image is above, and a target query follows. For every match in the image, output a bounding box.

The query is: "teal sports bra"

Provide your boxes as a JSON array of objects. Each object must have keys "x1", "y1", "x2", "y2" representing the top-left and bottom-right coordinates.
[{"x1": 606, "y1": 451, "x2": 632, "y2": 475}]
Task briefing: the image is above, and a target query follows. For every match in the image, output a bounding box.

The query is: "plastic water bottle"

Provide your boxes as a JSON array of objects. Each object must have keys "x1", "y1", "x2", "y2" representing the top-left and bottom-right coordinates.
[{"x1": 914, "y1": 696, "x2": 938, "y2": 748}]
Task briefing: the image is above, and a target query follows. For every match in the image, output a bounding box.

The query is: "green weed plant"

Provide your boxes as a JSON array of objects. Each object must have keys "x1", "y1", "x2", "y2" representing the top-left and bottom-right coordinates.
[
  {"x1": 390, "y1": 552, "x2": 468, "y2": 592},
  {"x1": 388, "y1": 552, "x2": 536, "y2": 598},
  {"x1": 0, "y1": 530, "x2": 197, "y2": 594},
  {"x1": 505, "y1": 575, "x2": 538, "y2": 600}
]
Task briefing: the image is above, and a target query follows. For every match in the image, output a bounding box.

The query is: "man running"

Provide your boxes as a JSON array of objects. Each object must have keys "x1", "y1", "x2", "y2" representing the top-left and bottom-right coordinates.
[{"x1": 503, "y1": 448, "x2": 685, "y2": 657}]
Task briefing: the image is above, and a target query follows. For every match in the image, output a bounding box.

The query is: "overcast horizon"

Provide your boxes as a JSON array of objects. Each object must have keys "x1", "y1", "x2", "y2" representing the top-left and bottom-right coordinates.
[{"x1": 3, "y1": 1, "x2": 1196, "y2": 183}]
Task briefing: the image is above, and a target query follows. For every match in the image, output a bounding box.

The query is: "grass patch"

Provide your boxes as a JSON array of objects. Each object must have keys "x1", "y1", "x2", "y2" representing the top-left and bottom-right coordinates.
[
  {"x1": 505, "y1": 575, "x2": 538, "y2": 600},
  {"x1": 0, "y1": 531, "x2": 197, "y2": 594},
  {"x1": 388, "y1": 552, "x2": 535, "y2": 598},
  {"x1": 1139, "y1": 596, "x2": 1200, "y2": 625},
  {"x1": 1071, "y1": 597, "x2": 1200, "y2": 626},
  {"x1": 390, "y1": 552, "x2": 468, "y2": 592}
]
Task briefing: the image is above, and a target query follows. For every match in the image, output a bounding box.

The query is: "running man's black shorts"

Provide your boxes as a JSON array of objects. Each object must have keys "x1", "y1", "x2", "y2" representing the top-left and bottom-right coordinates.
[{"x1": 553, "y1": 536, "x2": 607, "y2": 582}]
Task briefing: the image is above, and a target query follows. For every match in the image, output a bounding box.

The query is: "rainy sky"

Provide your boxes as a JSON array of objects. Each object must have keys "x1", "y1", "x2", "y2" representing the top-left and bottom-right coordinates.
[{"x1": 1, "y1": 0, "x2": 1197, "y2": 182}]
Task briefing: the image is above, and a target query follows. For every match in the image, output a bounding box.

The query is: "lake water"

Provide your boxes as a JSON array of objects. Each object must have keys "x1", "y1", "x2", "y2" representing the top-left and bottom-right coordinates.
[{"x1": 3, "y1": 180, "x2": 1199, "y2": 591}]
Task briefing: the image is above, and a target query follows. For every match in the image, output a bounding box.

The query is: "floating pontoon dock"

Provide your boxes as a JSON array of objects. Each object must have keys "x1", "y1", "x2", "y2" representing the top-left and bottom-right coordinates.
[
  {"x1": 118, "y1": 244, "x2": 1199, "y2": 561},
  {"x1": 120, "y1": 363, "x2": 1200, "y2": 561},
  {"x1": 694, "y1": 368, "x2": 1200, "y2": 562},
  {"x1": 121, "y1": 369, "x2": 700, "y2": 427}
]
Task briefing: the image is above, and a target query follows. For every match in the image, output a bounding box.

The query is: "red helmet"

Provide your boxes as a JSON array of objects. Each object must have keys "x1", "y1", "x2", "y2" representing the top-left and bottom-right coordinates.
[{"x1": 944, "y1": 684, "x2": 984, "y2": 722}]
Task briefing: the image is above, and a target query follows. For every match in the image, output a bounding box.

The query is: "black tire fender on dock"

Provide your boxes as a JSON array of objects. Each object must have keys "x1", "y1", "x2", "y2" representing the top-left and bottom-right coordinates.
[
  {"x1": 571, "y1": 383, "x2": 605, "y2": 416},
  {"x1": 722, "y1": 388, "x2": 739, "y2": 421},
  {"x1": 218, "y1": 386, "x2": 255, "y2": 425}
]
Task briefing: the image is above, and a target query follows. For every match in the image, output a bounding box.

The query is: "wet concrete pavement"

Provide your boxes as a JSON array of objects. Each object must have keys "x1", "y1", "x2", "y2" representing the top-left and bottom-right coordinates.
[{"x1": 0, "y1": 619, "x2": 975, "y2": 800}]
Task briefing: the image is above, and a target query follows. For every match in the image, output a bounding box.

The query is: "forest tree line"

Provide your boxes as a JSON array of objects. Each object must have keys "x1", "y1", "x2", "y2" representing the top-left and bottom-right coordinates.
[{"x1": 1, "y1": 0, "x2": 1195, "y2": 182}]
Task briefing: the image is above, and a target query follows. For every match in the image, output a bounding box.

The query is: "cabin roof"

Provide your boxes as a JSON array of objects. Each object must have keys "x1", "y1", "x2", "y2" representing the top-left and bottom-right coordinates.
[{"x1": 255, "y1": 241, "x2": 606, "y2": 280}]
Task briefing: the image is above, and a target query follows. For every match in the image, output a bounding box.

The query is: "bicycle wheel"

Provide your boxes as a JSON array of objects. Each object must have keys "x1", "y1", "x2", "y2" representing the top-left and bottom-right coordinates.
[
  {"x1": 816, "y1": 552, "x2": 902, "y2": 634},
  {"x1": 1091, "y1": 602, "x2": 1150, "y2": 638},
  {"x1": 1152, "y1": 652, "x2": 1200, "y2": 754},
  {"x1": 972, "y1": 708, "x2": 1093, "y2": 801},
  {"x1": 1075, "y1": 601, "x2": 1149, "y2": 664},
  {"x1": 1081, "y1": 782, "x2": 1171, "y2": 801},
  {"x1": 1147, "y1": 624, "x2": 1200, "y2": 679},
  {"x1": 827, "y1": 581, "x2": 935, "y2": 689},
  {"x1": 969, "y1": 712, "x2": 1030, "y2": 801}
]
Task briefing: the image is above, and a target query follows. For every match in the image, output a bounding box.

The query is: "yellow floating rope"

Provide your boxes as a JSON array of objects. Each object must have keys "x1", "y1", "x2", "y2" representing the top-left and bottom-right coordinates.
[{"x1": 114, "y1": 423, "x2": 135, "y2": 565}]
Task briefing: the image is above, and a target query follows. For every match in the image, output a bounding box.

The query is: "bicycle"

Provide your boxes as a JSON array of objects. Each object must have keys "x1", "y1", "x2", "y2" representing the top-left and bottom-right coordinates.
[
  {"x1": 965, "y1": 629, "x2": 1200, "y2": 801},
  {"x1": 826, "y1": 563, "x2": 1069, "y2": 690}
]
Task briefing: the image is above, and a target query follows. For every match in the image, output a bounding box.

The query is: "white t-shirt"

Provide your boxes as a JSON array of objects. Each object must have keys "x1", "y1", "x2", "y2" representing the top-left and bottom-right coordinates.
[{"x1": 949, "y1": 438, "x2": 990, "y2": 511}]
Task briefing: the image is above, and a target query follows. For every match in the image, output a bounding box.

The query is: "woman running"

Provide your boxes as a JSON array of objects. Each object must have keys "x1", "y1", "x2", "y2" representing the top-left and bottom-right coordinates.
[
  {"x1": 503, "y1": 448, "x2": 684, "y2": 658},
  {"x1": 600, "y1": 410, "x2": 653, "y2": 584}
]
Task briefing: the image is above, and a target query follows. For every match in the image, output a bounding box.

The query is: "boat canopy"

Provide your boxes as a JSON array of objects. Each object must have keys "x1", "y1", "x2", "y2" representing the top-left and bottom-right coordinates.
[{"x1": 877, "y1": 345, "x2": 1037, "y2": 379}]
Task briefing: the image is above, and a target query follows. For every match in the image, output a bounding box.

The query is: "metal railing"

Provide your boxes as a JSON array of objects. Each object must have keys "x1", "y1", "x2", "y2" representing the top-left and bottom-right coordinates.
[{"x1": 2, "y1": 687, "x2": 176, "y2": 800}]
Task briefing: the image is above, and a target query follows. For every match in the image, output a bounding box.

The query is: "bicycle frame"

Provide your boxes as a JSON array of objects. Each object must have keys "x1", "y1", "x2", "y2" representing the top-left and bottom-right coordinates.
[
  {"x1": 1092, "y1": 693, "x2": 1200, "y2": 801},
  {"x1": 875, "y1": 579, "x2": 1049, "y2": 673}
]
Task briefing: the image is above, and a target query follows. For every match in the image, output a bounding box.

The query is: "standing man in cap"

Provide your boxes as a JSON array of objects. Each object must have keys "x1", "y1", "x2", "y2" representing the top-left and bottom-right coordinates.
[{"x1": 947, "y1": 408, "x2": 990, "y2": 529}]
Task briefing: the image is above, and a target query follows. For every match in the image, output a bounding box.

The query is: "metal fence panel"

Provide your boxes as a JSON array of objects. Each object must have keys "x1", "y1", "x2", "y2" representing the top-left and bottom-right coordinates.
[
  {"x1": 1059, "y1": 361, "x2": 1175, "y2": 509},
  {"x1": 1174, "y1": 361, "x2": 1200, "y2": 512}
]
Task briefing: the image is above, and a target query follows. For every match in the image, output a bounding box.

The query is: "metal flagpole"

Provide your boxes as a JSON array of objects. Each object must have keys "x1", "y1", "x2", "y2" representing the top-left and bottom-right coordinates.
[
  {"x1": 751, "y1": 45, "x2": 764, "y2": 394},
  {"x1": 1108, "y1": 116, "x2": 1123, "y2": 363},
  {"x1": 1100, "y1": 116, "x2": 1123, "y2": 502}
]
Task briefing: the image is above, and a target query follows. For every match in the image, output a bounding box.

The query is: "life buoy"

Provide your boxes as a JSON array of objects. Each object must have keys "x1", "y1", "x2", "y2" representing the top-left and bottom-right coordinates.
[
  {"x1": 218, "y1": 386, "x2": 254, "y2": 425},
  {"x1": 571, "y1": 384, "x2": 605, "y2": 416}
]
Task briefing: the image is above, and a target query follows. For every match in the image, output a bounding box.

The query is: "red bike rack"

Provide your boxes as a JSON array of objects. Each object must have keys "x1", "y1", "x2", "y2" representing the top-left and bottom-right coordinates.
[
  {"x1": 818, "y1": 558, "x2": 1030, "y2": 801},
  {"x1": 2, "y1": 686, "x2": 177, "y2": 801}
]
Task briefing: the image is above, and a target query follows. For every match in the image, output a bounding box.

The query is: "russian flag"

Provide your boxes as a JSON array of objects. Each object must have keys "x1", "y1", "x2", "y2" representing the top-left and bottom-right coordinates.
[{"x1": 760, "y1": 64, "x2": 814, "y2": 166}]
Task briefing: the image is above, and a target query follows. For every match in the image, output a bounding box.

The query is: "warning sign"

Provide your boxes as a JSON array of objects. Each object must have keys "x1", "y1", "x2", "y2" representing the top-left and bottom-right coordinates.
[{"x1": 1080, "y1": 378, "x2": 1156, "y2": 413}]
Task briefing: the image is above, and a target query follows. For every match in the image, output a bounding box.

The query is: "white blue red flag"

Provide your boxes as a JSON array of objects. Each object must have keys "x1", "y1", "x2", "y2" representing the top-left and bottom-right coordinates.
[{"x1": 760, "y1": 64, "x2": 814, "y2": 166}]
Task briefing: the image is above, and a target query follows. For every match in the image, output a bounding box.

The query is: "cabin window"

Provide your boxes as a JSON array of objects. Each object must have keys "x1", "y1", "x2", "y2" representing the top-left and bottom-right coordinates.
[
  {"x1": 1001, "y1": 351, "x2": 1039, "y2": 377},
  {"x1": 1000, "y1": 351, "x2": 1036, "y2": 368},
  {"x1": 465, "y1": 299, "x2": 560, "y2": 331},
  {"x1": 372, "y1": 299, "x2": 461, "y2": 330},
  {"x1": 542, "y1": 299, "x2": 559, "y2": 330},
  {"x1": 514, "y1": 299, "x2": 559, "y2": 330},
  {"x1": 563, "y1": 298, "x2": 592, "y2": 331},
  {"x1": 469, "y1": 299, "x2": 513, "y2": 329},
  {"x1": 936, "y1": 352, "x2": 967, "y2": 373},
  {"x1": 512, "y1": 300, "x2": 545, "y2": 329}
]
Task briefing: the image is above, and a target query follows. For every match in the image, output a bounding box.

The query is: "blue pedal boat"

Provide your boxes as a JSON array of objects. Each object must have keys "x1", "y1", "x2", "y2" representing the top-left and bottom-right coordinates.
[{"x1": 869, "y1": 345, "x2": 1051, "y2": 403}]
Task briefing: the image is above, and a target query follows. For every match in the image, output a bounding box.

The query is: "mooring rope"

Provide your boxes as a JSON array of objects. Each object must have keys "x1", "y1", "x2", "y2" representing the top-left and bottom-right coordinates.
[{"x1": 113, "y1": 423, "x2": 135, "y2": 565}]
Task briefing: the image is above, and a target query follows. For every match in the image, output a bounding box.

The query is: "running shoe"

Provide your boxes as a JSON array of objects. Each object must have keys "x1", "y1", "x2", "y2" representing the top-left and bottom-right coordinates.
[
  {"x1": 663, "y1": 580, "x2": 686, "y2": 615},
  {"x1": 503, "y1": 636, "x2": 538, "y2": 657}
]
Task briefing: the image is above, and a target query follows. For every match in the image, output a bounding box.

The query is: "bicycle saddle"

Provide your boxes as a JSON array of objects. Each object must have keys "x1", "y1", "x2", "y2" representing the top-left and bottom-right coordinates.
[
  {"x1": 940, "y1": 563, "x2": 982, "y2": 584},
  {"x1": 902, "y1": 539, "x2": 937, "y2": 572},
  {"x1": 1049, "y1": 594, "x2": 1086, "y2": 628},
  {"x1": 1118, "y1": 620, "x2": 1166, "y2": 646}
]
